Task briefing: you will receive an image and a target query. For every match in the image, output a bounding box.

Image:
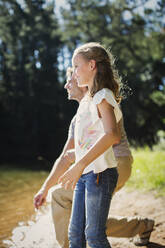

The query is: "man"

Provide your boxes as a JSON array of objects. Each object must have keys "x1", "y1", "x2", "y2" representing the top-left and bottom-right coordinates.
[{"x1": 34, "y1": 67, "x2": 154, "y2": 247}]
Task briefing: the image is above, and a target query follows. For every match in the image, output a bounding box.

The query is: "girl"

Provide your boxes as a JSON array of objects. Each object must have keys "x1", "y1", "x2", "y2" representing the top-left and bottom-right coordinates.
[{"x1": 59, "y1": 42, "x2": 122, "y2": 248}]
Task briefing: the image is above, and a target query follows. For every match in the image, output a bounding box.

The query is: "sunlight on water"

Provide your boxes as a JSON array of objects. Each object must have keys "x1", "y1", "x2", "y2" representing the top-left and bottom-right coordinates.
[{"x1": 0, "y1": 166, "x2": 49, "y2": 247}]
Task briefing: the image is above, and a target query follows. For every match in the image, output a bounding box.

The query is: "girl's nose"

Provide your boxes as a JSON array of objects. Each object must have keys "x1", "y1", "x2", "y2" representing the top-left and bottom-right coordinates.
[{"x1": 64, "y1": 81, "x2": 70, "y2": 89}]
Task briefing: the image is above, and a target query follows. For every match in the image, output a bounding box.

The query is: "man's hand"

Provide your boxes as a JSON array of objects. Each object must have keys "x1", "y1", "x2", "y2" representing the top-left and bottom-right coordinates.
[
  {"x1": 58, "y1": 163, "x2": 84, "y2": 190},
  {"x1": 33, "y1": 188, "x2": 48, "y2": 209},
  {"x1": 64, "y1": 149, "x2": 75, "y2": 164}
]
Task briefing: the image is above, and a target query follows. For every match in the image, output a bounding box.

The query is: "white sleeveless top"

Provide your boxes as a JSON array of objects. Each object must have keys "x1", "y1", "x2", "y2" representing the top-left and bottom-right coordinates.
[{"x1": 74, "y1": 88, "x2": 122, "y2": 174}]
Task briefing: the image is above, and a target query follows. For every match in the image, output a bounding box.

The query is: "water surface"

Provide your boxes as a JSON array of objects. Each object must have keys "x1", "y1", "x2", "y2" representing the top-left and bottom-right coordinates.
[{"x1": 0, "y1": 165, "x2": 49, "y2": 247}]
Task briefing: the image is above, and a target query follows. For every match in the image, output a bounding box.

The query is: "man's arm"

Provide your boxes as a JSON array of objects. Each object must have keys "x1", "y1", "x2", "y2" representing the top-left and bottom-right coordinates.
[
  {"x1": 42, "y1": 137, "x2": 74, "y2": 190},
  {"x1": 34, "y1": 136, "x2": 74, "y2": 209}
]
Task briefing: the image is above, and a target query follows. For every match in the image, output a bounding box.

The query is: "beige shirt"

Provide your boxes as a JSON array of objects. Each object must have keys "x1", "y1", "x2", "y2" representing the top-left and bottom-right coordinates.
[{"x1": 74, "y1": 88, "x2": 122, "y2": 174}]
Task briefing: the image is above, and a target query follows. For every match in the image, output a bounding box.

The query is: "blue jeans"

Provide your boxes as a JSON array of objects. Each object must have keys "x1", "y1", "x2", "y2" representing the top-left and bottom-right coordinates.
[{"x1": 68, "y1": 167, "x2": 118, "y2": 248}]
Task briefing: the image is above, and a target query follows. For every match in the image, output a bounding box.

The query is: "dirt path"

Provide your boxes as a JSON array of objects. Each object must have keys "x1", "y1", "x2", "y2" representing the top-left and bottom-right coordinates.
[
  {"x1": 3, "y1": 188, "x2": 165, "y2": 248},
  {"x1": 109, "y1": 188, "x2": 165, "y2": 248}
]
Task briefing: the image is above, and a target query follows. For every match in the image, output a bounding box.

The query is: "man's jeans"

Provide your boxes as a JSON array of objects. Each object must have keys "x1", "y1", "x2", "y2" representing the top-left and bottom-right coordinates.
[{"x1": 68, "y1": 167, "x2": 118, "y2": 248}]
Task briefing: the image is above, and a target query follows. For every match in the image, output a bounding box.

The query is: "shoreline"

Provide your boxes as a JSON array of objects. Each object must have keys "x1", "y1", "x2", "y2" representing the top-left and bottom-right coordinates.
[
  {"x1": 3, "y1": 188, "x2": 165, "y2": 248},
  {"x1": 3, "y1": 186, "x2": 60, "y2": 248},
  {"x1": 3, "y1": 203, "x2": 60, "y2": 248}
]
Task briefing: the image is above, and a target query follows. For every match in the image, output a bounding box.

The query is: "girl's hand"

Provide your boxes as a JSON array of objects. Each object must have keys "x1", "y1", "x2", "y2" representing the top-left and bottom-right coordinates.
[{"x1": 58, "y1": 163, "x2": 84, "y2": 190}]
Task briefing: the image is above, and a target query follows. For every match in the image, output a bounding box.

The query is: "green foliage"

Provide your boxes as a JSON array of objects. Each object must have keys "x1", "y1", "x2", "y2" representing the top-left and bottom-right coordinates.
[
  {"x1": 150, "y1": 89, "x2": 165, "y2": 107},
  {"x1": 0, "y1": 0, "x2": 71, "y2": 162},
  {"x1": 153, "y1": 130, "x2": 165, "y2": 151},
  {"x1": 126, "y1": 148, "x2": 165, "y2": 196},
  {"x1": 0, "y1": 0, "x2": 165, "y2": 163},
  {"x1": 59, "y1": 0, "x2": 165, "y2": 146}
]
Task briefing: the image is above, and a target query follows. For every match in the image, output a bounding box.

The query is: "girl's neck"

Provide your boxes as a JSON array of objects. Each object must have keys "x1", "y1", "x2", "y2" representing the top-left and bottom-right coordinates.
[{"x1": 87, "y1": 78, "x2": 94, "y2": 92}]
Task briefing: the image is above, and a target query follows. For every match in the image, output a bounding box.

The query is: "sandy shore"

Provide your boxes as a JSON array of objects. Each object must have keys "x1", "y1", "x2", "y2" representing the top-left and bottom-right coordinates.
[
  {"x1": 4, "y1": 205, "x2": 58, "y2": 248},
  {"x1": 3, "y1": 187, "x2": 60, "y2": 248},
  {"x1": 3, "y1": 187, "x2": 165, "y2": 248}
]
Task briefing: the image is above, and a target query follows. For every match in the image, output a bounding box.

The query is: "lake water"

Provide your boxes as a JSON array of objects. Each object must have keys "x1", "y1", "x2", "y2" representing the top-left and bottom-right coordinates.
[{"x1": 0, "y1": 165, "x2": 49, "y2": 248}]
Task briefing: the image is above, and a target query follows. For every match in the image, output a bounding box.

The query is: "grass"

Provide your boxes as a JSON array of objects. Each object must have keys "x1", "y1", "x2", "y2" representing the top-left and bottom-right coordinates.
[
  {"x1": 0, "y1": 165, "x2": 49, "y2": 192},
  {"x1": 126, "y1": 147, "x2": 165, "y2": 196},
  {"x1": 0, "y1": 147, "x2": 165, "y2": 198}
]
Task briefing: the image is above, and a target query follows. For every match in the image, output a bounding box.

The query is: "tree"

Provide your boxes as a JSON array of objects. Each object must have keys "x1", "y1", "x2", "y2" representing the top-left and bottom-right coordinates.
[
  {"x1": 0, "y1": 0, "x2": 66, "y2": 163},
  {"x1": 59, "y1": 0, "x2": 165, "y2": 146}
]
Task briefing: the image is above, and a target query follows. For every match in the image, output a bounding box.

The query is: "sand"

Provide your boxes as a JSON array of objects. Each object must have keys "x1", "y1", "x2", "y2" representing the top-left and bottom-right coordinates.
[{"x1": 3, "y1": 187, "x2": 165, "y2": 248}]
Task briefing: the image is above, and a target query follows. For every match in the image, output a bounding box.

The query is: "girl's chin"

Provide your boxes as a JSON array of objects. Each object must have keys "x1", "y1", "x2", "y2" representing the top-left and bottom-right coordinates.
[{"x1": 78, "y1": 81, "x2": 88, "y2": 87}]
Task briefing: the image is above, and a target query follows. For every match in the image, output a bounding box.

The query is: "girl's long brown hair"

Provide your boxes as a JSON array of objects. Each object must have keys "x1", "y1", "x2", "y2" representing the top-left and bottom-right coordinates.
[{"x1": 73, "y1": 42, "x2": 122, "y2": 103}]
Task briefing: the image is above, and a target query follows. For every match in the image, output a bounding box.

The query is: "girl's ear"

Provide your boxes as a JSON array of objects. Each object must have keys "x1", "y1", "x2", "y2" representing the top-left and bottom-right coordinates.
[{"x1": 89, "y1": 59, "x2": 96, "y2": 71}]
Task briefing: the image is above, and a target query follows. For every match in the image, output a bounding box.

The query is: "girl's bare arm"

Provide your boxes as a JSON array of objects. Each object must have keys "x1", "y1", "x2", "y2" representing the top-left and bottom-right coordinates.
[{"x1": 58, "y1": 99, "x2": 120, "y2": 189}]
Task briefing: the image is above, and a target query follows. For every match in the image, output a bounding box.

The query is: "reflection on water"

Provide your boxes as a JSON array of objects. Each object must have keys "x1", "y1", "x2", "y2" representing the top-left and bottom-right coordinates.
[{"x1": 0, "y1": 165, "x2": 49, "y2": 247}]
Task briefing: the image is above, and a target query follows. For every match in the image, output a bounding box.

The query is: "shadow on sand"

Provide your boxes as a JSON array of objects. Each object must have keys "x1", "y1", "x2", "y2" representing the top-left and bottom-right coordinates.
[{"x1": 147, "y1": 242, "x2": 165, "y2": 248}]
